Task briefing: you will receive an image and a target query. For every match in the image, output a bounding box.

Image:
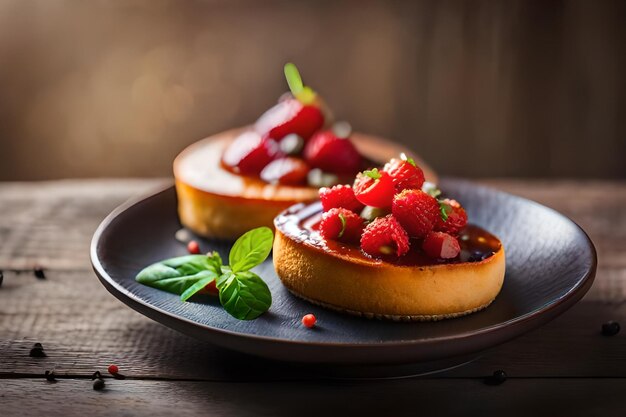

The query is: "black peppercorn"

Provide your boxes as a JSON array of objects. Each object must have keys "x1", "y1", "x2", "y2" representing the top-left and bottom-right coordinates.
[
  {"x1": 484, "y1": 370, "x2": 507, "y2": 385},
  {"x1": 34, "y1": 267, "x2": 46, "y2": 279},
  {"x1": 92, "y1": 371, "x2": 102, "y2": 380},
  {"x1": 93, "y1": 378, "x2": 105, "y2": 391},
  {"x1": 44, "y1": 370, "x2": 56, "y2": 382},
  {"x1": 602, "y1": 321, "x2": 620, "y2": 337},
  {"x1": 29, "y1": 342, "x2": 46, "y2": 357}
]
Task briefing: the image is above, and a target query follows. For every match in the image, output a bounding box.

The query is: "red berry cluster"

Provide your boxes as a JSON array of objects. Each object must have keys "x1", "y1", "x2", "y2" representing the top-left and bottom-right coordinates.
[
  {"x1": 318, "y1": 156, "x2": 468, "y2": 260},
  {"x1": 221, "y1": 65, "x2": 363, "y2": 186}
]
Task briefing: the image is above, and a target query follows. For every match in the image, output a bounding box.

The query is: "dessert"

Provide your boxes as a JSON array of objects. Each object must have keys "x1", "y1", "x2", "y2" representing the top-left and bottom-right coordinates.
[
  {"x1": 174, "y1": 64, "x2": 436, "y2": 240},
  {"x1": 273, "y1": 156, "x2": 505, "y2": 321}
]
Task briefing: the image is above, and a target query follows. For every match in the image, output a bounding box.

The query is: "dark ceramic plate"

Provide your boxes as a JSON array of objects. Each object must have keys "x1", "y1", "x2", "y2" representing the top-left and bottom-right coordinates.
[{"x1": 91, "y1": 179, "x2": 596, "y2": 365}]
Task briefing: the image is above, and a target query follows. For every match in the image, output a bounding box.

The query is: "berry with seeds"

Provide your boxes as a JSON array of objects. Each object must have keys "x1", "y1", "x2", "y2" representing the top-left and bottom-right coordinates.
[
  {"x1": 422, "y1": 231, "x2": 461, "y2": 259},
  {"x1": 319, "y1": 184, "x2": 364, "y2": 213},
  {"x1": 319, "y1": 208, "x2": 364, "y2": 243},
  {"x1": 353, "y1": 168, "x2": 395, "y2": 208},
  {"x1": 304, "y1": 130, "x2": 362, "y2": 175},
  {"x1": 360, "y1": 215, "x2": 410, "y2": 257},
  {"x1": 383, "y1": 156, "x2": 425, "y2": 192},
  {"x1": 392, "y1": 189, "x2": 440, "y2": 238},
  {"x1": 435, "y1": 199, "x2": 468, "y2": 235}
]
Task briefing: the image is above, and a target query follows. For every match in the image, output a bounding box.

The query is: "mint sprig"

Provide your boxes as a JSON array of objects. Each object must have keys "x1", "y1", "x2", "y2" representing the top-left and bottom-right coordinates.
[{"x1": 136, "y1": 227, "x2": 274, "y2": 320}]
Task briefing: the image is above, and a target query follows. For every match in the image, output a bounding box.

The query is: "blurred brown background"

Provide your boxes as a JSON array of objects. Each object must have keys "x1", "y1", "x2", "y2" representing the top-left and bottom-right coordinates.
[{"x1": 0, "y1": 0, "x2": 624, "y2": 180}]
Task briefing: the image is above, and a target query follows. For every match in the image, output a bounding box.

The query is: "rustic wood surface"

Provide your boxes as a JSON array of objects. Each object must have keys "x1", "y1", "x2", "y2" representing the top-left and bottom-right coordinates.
[{"x1": 0, "y1": 179, "x2": 625, "y2": 416}]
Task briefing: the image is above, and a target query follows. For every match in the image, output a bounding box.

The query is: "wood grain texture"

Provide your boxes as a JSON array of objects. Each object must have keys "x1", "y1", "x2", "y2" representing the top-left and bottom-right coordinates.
[
  {"x1": 0, "y1": 179, "x2": 625, "y2": 415},
  {"x1": 1, "y1": 378, "x2": 625, "y2": 417}
]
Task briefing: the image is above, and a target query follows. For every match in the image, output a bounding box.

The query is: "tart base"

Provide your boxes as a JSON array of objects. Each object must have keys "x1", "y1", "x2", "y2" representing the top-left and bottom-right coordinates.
[
  {"x1": 285, "y1": 288, "x2": 495, "y2": 322},
  {"x1": 273, "y1": 228, "x2": 505, "y2": 320}
]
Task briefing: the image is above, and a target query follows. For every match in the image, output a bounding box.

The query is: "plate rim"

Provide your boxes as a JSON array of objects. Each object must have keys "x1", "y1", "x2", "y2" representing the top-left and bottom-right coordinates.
[{"x1": 90, "y1": 180, "x2": 597, "y2": 359}]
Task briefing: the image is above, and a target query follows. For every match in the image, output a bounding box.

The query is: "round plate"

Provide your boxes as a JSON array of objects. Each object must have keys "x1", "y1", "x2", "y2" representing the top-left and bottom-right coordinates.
[{"x1": 91, "y1": 179, "x2": 596, "y2": 365}]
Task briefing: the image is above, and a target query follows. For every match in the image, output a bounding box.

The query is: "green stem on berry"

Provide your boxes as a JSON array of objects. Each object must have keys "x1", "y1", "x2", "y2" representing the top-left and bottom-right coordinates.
[{"x1": 284, "y1": 63, "x2": 317, "y2": 105}]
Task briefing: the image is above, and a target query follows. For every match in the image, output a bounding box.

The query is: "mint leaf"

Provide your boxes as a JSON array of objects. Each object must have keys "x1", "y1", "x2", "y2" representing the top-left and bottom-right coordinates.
[
  {"x1": 219, "y1": 271, "x2": 272, "y2": 320},
  {"x1": 136, "y1": 255, "x2": 218, "y2": 295},
  {"x1": 363, "y1": 168, "x2": 381, "y2": 180},
  {"x1": 180, "y1": 272, "x2": 217, "y2": 302},
  {"x1": 229, "y1": 227, "x2": 274, "y2": 273},
  {"x1": 284, "y1": 63, "x2": 303, "y2": 96},
  {"x1": 337, "y1": 213, "x2": 347, "y2": 238}
]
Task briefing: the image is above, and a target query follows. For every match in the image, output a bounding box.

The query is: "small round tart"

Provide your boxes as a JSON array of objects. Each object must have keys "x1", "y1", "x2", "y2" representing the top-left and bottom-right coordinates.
[
  {"x1": 273, "y1": 203, "x2": 505, "y2": 321},
  {"x1": 174, "y1": 128, "x2": 437, "y2": 240}
]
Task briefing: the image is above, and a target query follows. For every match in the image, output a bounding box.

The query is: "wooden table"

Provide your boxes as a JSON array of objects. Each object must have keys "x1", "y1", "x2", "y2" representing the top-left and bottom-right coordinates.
[{"x1": 1, "y1": 179, "x2": 625, "y2": 416}]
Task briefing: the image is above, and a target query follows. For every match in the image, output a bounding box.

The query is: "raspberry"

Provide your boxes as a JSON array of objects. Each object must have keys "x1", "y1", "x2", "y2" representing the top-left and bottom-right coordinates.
[
  {"x1": 435, "y1": 199, "x2": 468, "y2": 235},
  {"x1": 319, "y1": 185, "x2": 364, "y2": 213},
  {"x1": 383, "y1": 157, "x2": 425, "y2": 192},
  {"x1": 319, "y1": 208, "x2": 364, "y2": 243},
  {"x1": 303, "y1": 131, "x2": 362, "y2": 175},
  {"x1": 360, "y1": 215, "x2": 409, "y2": 257},
  {"x1": 391, "y1": 189, "x2": 440, "y2": 238},
  {"x1": 353, "y1": 169, "x2": 395, "y2": 208},
  {"x1": 422, "y1": 231, "x2": 461, "y2": 259}
]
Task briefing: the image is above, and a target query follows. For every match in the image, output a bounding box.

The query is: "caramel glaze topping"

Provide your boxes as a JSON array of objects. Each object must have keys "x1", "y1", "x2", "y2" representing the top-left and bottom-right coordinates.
[{"x1": 275, "y1": 202, "x2": 501, "y2": 268}]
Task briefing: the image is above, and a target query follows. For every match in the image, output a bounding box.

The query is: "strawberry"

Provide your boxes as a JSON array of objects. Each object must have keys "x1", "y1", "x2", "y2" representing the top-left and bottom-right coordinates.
[
  {"x1": 222, "y1": 131, "x2": 281, "y2": 175},
  {"x1": 422, "y1": 231, "x2": 461, "y2": 259},
  {"x1": 319, "y1": 208, "x2": 365, "y2": 243},
  {"x1": 260, "y1": 157, "x2": 310, "y2": 185},
  {"x1": 435, "y1": 199, "x2": 468, "y2": 235},
  {"x1": 383, "y1": 156, "x2": 425, "y2": 192},
  {"x1": 255, "y1": 98, "x2": 324, "y2": 142},
  {"x1": 391, "y1": 189, "x2": 440, "y2": 238},
  {"x1": 319, "y1": 184, "x2": 364, "y2": 213},
  {"x1": 303, "y1": 131, "x2": 362, "y2": 175},
  {"x1": 360, "y1": 215, "x2": 410, "y2": 257},
  {"x1": 352, "y1": 168, "x2": 395, "y2": 208}
]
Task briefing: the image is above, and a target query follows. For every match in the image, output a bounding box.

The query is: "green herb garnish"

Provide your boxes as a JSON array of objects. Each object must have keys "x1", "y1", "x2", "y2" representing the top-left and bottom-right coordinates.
[
  {"x1": 136, "y1": 227, "x2": 274, "y2": 320},
  {"x1": 363, "y1": 168, "x2": 382, "y2": 180},
  {"x1": 284, "y1": 63, "x2": 316, "y2": 105}
]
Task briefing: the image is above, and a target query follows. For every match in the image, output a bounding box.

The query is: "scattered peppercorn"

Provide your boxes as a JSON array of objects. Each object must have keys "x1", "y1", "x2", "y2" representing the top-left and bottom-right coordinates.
[
  {"x1": 44, "y1": 370, "x2": 56, "y2": 382},
  {"x1": 29, "y1": 342, "x2": 46, "y2": 357},
  {"x1": 187, "y1": 240, "x2": 201, "y2": 254},
  {"x1": 302, "y1": 313, "x2": 317, "y2": 328},
  {"x1": 484, "y1": 370, "x2": 507, "y2": 385},
  {"x1": 93, "y1": 378, "x2": 105, "y2": 391},
  {"x1": 91, "y1": 371, "x2": 102, "y2": 380},
  {"x1": 34, "y1": 267, "x2": 46, "y2": 279},
  {"x1": 602, "y1": 321, "x2": 620, "y2": 337},
  {"x1": 0, "y1": 270, "x2": 4, "y2": 287}
]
